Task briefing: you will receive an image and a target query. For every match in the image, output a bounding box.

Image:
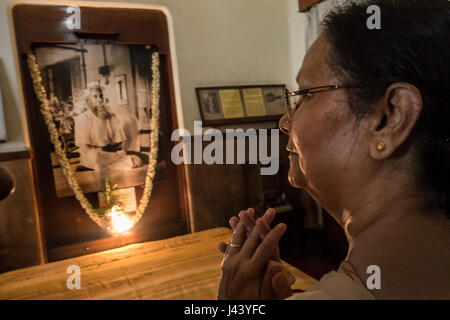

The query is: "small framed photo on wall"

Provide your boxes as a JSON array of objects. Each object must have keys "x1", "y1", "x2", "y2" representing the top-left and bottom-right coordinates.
[{"x1": 196, "y1": 84, "x2": 285, "y2": 126}]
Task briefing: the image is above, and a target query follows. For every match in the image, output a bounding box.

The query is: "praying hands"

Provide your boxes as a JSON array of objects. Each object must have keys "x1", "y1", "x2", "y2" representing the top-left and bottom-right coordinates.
[{"x1": 217, "y1": 208, "x2": 295, "y2": 300}]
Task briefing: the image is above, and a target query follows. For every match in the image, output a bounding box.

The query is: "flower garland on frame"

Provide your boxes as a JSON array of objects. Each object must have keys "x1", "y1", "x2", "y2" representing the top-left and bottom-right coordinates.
[{"x1": 27, "y1": 48, "x2": 160, "y2": 233}]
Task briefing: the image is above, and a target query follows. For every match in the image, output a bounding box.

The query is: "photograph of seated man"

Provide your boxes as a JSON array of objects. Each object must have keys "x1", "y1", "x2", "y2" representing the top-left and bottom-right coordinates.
[{"x1": 74, "y1": 82, "x2": 144, "y2": 172}]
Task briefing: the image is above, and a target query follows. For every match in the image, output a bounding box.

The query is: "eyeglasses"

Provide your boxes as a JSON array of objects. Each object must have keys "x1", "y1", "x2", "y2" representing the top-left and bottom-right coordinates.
[{"x1": 284, "y1": 84, "x2": 355, "y2": 120}]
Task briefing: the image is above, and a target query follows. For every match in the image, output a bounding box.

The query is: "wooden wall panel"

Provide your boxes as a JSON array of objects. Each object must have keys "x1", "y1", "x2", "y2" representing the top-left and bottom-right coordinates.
[
  {"x1": 186, "y1": 131, "x2": 292, "y2": 232},
  {"x1": 188, "y1": 162, "x2": 248, "y2": 232},
  {"x1": 0, "y1": 158, "x2": 44, "y2": 273}
]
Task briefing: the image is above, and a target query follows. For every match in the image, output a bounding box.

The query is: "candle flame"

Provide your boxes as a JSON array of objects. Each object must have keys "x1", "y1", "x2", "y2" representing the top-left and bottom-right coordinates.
[{"x1": 107, "y1": 205, "x2": 133, "y2": 233}]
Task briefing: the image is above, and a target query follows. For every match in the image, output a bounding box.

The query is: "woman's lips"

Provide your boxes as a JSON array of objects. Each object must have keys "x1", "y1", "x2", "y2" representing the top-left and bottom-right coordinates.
[{"x1": 287, "y1": 142, "x2": 298, "y2": 156}]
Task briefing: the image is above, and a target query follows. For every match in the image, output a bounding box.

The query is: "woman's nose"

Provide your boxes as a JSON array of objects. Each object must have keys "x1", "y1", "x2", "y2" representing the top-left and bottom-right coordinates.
[{"x1": 279, "y1": 113, "x2": 290, "y2": 135}]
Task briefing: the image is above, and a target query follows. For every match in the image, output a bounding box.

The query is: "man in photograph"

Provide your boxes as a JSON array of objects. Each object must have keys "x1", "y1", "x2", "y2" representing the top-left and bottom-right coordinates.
[
  {"x1": 203, "y1": 92, "x2": 220, "y2": 114},
  {"x1": 74, "y1": 82, "x2": 142, "y2": 171}
]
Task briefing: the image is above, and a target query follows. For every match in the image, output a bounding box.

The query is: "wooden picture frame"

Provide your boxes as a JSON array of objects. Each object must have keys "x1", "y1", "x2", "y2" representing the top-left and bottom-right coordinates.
[
  {"x1": 196, "y1": 84, "x2": 285, "y2": 126},
  {"x1": 299, "y1": 0, "x2": 323, "y2": 12},
  {"x1": 11, "y1": 2, "x2": 189, "y2": 261}
]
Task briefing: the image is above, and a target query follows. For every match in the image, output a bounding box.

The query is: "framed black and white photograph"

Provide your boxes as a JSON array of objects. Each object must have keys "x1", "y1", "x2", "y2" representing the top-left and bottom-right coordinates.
[
  {"x1": 34, "y1": 43, "x2": 164, "y2": 198},
  {"x1": 12, "y1": 4, "x2": 189, "y2": 258},
  {"x1": 196, "y1": 84, "x2": 286, "y2": 126}
]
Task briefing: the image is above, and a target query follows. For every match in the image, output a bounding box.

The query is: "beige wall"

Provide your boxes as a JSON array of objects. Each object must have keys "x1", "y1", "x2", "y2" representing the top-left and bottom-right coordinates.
[
  {"x1": 0, "y1": 0, "x2": 29, "y2": 152},
  {"x1": 287, "y1": 0, "x2": 308, "y2": 90},
  {"x1": 0, "y1": 0, "x2": 308, "y2": 153}
]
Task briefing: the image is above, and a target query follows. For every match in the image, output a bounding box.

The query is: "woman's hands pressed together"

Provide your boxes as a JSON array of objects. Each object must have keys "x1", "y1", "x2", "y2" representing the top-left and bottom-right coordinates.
[{"x1": 217, "y1": 208, "x2": 294, "y2": 300}]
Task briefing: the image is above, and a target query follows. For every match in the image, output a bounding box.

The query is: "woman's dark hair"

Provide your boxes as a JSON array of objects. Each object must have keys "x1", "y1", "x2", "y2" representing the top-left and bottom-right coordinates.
[{"x1": 321, "y1": 0, "x2": 450, "y2": 217}]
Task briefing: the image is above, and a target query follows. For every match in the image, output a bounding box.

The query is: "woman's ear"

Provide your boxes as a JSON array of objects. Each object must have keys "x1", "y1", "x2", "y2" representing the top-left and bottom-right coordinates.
[{"x1": 369, "y1": 83, "x2": 423, "y2": 160}]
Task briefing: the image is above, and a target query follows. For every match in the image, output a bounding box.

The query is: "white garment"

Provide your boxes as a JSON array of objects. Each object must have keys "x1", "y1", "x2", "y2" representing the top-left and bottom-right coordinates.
[
  {"x1": 74, "y1": 110, "x2": 126, "y2": 169},
  {"x1": 74, "y1": 110, "x2": 125, "y2": 148},
  {"x1": 115, "y1": 113, "x2": 141, "y2": 152},
  {"x1": 287, "y1": 262, "x2": 376, "y2": 300}
]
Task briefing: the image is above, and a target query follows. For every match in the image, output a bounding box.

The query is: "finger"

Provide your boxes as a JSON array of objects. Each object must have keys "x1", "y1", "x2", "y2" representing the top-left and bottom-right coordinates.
[
  {"x1": 255, "y1": 208, "x2": 276, "y2": 240},
  {"x1": 272, "y1": 272, "x2": 293, "y2": 300},
  {"x1": 218, "y1": 241, "x2": 227, "y2": 253},
  {"x1": 261, "y1": 208, "x2": 276, "y2": 233},
  {"x1": 225, "y1": 220, "x2": 247, "y2": 256},
  {"x1": 253, "y1": 216, "x2": 280, "y2": 261},
  {"x1": 240, "y1": 218, "x2": 264, "y2": 258},
  {"x1": 239, "y1": 211, "x2": 256, "y2": 235},
  {"x1": 272, "y1": 247, "x2": 281, "y2": 262},
  {"x1": 261, "y1": 261, "x2": 282, "y2": 299},
  {"x1": 266, "y1": 261, "x2": 294, "y2": 299},
  {"x1": 266, "y1": 260, "x2": 283, "y2": 273},
  {"x1": 282, "y1": 268, "x2": 296, "y2": 286},
  {"x1": 237, "y1": 208, "x2": 278, "y2": 259},
  {"x1": 241, "y1": 208, "x2": 275, "y2": 239},
  {"x1": 229, "y1": 208, "x2": 251, "y2": 230},
  {"x1": 229, "y1": 216, "x2": 239, "y2": 230},
  {"x1": 255, "y1": 209, "x2": 280, "y2": 261},
  {"x1": 251, "y1": 223, "x2": 287, "y2": 269}
]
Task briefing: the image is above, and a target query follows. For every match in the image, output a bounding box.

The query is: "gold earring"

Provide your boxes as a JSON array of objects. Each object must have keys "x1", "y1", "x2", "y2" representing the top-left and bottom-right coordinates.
[{"x1": 376, "y1": 142, "x2": 386, "y2": 152}]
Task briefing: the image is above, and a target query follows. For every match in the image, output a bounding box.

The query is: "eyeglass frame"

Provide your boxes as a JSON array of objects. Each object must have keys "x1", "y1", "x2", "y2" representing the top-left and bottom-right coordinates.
[{"x1": 284, "y1": 84, "x2": 356, "y2": 120}]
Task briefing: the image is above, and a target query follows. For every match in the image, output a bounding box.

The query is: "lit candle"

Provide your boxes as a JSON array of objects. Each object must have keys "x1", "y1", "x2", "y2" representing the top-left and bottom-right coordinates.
[{"x1": 107, "y1": 205, "x2": 133, "y2": 234}]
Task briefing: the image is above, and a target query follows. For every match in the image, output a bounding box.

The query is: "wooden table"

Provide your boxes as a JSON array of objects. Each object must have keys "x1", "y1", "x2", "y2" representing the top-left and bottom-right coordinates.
[{"x1": 0, "y1": 227, "x2": 317, "y2": 300}]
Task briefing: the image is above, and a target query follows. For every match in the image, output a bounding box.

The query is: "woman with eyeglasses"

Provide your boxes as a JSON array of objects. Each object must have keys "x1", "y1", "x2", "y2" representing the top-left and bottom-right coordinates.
[{"x1": 217, "y1": 0, "x2": 450, "y2": 300}]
